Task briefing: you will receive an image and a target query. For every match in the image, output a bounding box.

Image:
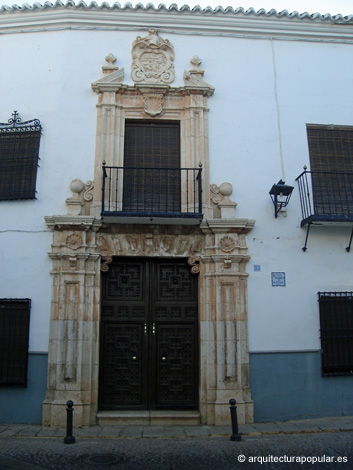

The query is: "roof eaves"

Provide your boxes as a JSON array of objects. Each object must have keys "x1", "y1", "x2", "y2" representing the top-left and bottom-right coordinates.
[{"x1": 0, "y1": 1, "x2": 352, "y2": 23}]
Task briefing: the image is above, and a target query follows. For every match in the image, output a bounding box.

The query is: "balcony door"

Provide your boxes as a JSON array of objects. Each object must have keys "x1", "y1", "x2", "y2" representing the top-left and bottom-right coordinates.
[
  {"x1": 307, "y1": 125, "x2": 353, "y2": 217},
  {"x1": 99, "y1": 258, "x2": 199, "y2": 410},
  {"x1": 123, "y1": 120, "x2": 181, "y2": 214}
]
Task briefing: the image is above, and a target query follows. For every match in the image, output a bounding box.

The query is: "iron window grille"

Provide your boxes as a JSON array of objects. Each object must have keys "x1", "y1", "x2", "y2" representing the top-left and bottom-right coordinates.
[
  {"x1": 318, "y1": 292, "x2": 353, "y2": 376},
  {"x1": 0, "y1": 299, "x2": 31, "y2": 387},
  {"x1": 101, "y1": 120, "x2": 203, "y2": 221},
  {"x1": 0, "y1": 111, "x2": 42, "y2": 201}
]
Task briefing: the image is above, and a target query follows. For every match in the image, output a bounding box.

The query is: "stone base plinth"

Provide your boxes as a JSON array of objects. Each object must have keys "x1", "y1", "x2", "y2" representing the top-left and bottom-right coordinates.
[
  {"x1": 204, "y1": 389, "x2": 254, "y2": 426},
  {"x1": 43, "y1": 391, "x2": 96, "y2": 428},
  {"x1": 213, "y1": 401, "x2": 254, "y2": 426}
]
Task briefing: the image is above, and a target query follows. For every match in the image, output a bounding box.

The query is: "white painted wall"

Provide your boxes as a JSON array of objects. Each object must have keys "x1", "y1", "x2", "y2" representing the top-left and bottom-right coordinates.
[{"x1": 0, "y1": 24, "x2": 352, "y2": 353}]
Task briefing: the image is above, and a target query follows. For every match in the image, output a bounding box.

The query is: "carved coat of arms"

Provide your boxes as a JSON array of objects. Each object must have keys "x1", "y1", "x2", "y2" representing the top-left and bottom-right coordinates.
[{"x1": 131, "y1": 30, "x2": 175, "y2": 84}]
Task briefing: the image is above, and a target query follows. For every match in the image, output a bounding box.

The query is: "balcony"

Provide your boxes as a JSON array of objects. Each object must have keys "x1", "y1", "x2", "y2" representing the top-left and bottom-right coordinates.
[
  {"x1": 101, "y1": 165, "x2": 203, "y2": 224},
  {"x1": 296, "y1": 169, "x2": 353, "y2": 226},
  {"x1": 296, "y1": 169, "x2": 353, "y2": 251}
]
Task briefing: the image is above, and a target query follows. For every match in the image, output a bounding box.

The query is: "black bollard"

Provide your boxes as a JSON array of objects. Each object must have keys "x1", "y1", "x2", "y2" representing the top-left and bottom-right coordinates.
[
  {"x1": 229, "y1": 398, "x2": 241, "y2": 441},
  {"x1": 64, "y1": 400, "x2": 75, "y2": 444}
]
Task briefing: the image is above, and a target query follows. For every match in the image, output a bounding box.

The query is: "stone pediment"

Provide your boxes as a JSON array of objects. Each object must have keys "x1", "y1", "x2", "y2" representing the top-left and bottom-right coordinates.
[
  {"x1": 91, "y1": 67, "x2": 125, "y2": 93},
  {"x1": 91, "y1": 40, "x2": 215, "y2": 99},
  {"x1": 183, "y1": 71, "x2": 215, "y2": 95},
  {"x1": 183, "y1": 56, "x2": 214, "y2": 96}
]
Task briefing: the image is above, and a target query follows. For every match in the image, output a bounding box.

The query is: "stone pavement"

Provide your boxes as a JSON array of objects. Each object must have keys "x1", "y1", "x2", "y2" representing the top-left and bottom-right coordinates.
[{"x1": 0, "y1": 415, "x2": 352, "y2": 440}]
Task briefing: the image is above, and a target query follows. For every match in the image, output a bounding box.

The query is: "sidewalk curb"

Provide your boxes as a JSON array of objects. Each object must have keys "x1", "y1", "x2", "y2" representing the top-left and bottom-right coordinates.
[{"x1": 0, "y1": 427, "x2": 352, "y2": 440}]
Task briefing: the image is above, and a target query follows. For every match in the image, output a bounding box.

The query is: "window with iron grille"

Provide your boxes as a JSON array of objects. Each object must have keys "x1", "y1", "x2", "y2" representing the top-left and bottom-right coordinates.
[
  {"x1": 0, "y1": 299, "x2": 31, "y2": 386},
  {"x1": 0, "y1": 111, "x2": 42, "y2": 201},
  {"x1": 123, "y1": 120, "x2": 181, "y2": 213},
  {"x1": 318, "y1": 292, "x2": 353, "y2": 376},
  {"x1": 307, "y1": 125, "x2": 353, "y2": 217}
]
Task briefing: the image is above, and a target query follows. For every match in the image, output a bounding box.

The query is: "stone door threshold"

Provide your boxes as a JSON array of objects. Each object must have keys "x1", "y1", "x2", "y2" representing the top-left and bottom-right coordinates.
[{"x1": 97, "y1": 410, "x2": 201, "y2": 426}]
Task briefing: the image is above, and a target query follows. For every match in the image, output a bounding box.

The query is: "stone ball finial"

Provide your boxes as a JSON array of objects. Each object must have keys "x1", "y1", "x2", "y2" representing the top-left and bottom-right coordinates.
[
  {"x1": 219, "y1": 182, "x2": 233, "y2": 197},
  {"x1": 70, "y1": 179, "x2": 84, "y2": 195}
]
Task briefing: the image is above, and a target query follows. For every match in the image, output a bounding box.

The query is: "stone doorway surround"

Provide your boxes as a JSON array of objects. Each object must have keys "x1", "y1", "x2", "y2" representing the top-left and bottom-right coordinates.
[
  {"x1": 42, "y1": 31, "x2": 255, "y2": 428},
  {"x1": 43, "y1": 182, "x2": 255, "y2": 427}
]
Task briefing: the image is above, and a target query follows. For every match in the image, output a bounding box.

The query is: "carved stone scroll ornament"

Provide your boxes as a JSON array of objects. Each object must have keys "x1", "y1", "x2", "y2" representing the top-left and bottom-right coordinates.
[
  {"x1": 210, "y1": 182, "x2": 237, "y2": 219},
  {"x1": 187, "y1": 257, "x2": 200, "y2": 274},
  {"x1": 131, "y1": 30, "x2": 175, "y2": 85},
  {"x1": 210, "y1": 184, "x2": 224, "y2": 205},
  {"x1": 83, "y1": 181, "x2": 94, "y2": 202},
  {"x1": 101, "y1": 256, "x2": 113, "y2": 273}
]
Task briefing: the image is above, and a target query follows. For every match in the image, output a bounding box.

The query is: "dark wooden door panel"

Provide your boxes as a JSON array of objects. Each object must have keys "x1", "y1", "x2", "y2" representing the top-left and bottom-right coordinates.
[
  {"x1": 99, "y1": 323, "x2": 147, "y2": 408},
  {"x1": 103, "y1": 261, "x2": 145, "y2": 303},
  {"x1": 155, "y1": 262, "x2": 197, "y2": 303},
  {"x1": 154, "y1": 324, "x2": 197, "y2": 408},
  {"x1": 99, "y1": 258, "x2": 198, "y2": 410}
]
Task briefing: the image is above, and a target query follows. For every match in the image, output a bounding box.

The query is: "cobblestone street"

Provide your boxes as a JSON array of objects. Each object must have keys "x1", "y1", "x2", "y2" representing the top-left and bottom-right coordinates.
[{"x1": 0, "y1": 430, "x2": 352, "y2": 470}]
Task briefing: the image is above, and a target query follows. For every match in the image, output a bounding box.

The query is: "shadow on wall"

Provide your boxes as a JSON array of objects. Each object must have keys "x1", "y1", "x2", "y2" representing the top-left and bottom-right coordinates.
[{"x1": 0, "y1": 353, "x2": 48, "y2": 424}]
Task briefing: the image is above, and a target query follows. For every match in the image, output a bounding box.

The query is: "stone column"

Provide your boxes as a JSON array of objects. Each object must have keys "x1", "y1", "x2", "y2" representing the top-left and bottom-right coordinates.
[
  {"x1": 43, "y1": 184, "x2": 102, "y2": 427},
  {"x1": 91, "y1": 54, "x2": 125, "y2": 218},
  {"x1": 200, "y1": 183, "x2": 255, "y2": 425}
]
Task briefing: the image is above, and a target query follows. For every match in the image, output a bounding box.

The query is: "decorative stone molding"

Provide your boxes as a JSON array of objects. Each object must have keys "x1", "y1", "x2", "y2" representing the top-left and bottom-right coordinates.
[
  {"x1": 91, "y1": 55, "x2": 125, "y2": 93},
  {"x1": 189, "y1": 55, "x2": 204, "y2": 76},
  {"x1": 219, "y1": 235, "x2": 236, "y2": 253},
  {"x1": 223, "y1": 256, "x2": 232, "y2": 269},
  {"x1": 62, "y1": 179, "x2": 96, "y2": 216},
  {"x1": 65, "y1": 179, "x2": 84, "y2": 215},
  {"x1": 96, "y1": 233, "x2": 204, "y2": 258},
  {"x1": 65, "y1": 232, "x2": 83, "y2": 250},
  {"x1": 143, "y1": 92, "x2": 164, "y2": 116},
  {"x1": 131, "y1": 30, "x2": 175, "y2": 85},
  {"x1": 210, "y1": 182, "x2": 238, "y2": 219},
  {"x1": 45, "y1": 215, "x2": 101, "y2": 232},
  {"x1": 103, "y1": 53, "x2": 118, "y2": 73},
  {"x1": 183, "y1": 56, "x2": 214, "y2": 96}
]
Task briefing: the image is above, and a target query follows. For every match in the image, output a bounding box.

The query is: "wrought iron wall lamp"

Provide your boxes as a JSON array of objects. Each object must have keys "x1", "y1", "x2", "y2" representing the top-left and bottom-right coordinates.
[{"x1": 269, "y1": 180, "x2": 294, "y2": 218}]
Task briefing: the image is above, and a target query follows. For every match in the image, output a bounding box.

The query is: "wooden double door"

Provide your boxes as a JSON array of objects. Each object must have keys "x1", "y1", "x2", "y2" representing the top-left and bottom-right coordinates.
[{"x1": 99, "y1": 258, "x2": 199, "y2": 410}]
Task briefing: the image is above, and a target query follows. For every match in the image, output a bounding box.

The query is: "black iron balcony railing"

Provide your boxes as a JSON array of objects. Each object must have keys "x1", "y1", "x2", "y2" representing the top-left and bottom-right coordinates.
[
  {"x1": 296, "y1": 169, "x2": 353, "y2": 226},
  {"x1": 102, "y1": 165, "x2": 203, "y2": 222},
  {"x1": 296, "y1": 169, "x2": 353, "y2": 251}
]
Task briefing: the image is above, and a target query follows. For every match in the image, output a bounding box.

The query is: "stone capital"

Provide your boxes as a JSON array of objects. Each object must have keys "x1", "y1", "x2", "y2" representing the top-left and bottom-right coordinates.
[
  {"x1": 45, "y1": 215, "x2": 102, "y2": 232},
  {"x1": 201, "y1": 218, "x2": 255, "y2": 235}
]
